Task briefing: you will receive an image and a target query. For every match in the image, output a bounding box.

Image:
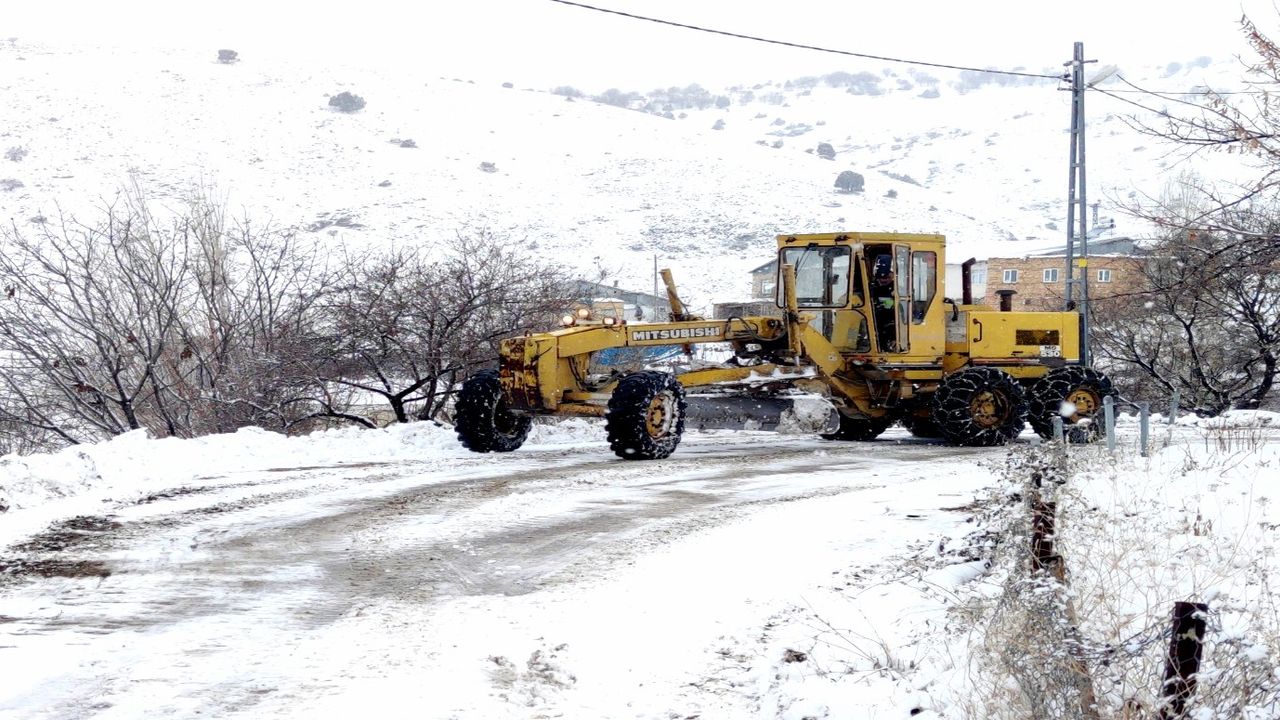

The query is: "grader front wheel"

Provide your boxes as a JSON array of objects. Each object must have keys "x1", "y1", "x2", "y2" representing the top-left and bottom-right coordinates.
[
  {"x1": 606, "y1": 371, "x2": 687, "y2": 460},
  {"x1": 901, "y1": 413, "x2": 946, "y2": 439},
  {"x1": 931, "y1": 367, "x2": 1028, "y2": 446},
  {"x1": 821, "y1": 415, "x2": 891, "y2": 441},
  {"x1": 454, "y1": 370, "x2": 533, "y2": 453}
]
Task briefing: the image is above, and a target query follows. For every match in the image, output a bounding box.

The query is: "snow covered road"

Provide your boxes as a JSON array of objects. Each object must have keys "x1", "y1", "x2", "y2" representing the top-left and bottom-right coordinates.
[{"x1": 1, "y1": 428, "x2": 996, "y2": 719}]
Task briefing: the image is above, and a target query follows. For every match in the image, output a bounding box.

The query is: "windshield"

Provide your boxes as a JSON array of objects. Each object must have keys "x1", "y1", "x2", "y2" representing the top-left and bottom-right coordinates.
[{"x1": 777, "y1": 245, "x2": 853, "y2": 308}]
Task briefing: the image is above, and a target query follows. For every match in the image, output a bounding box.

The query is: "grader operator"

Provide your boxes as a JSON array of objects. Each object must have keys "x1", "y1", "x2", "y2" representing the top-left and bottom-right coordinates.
[{"x1": 454, "y1": 231, "x2": 1115, "y2": 460}]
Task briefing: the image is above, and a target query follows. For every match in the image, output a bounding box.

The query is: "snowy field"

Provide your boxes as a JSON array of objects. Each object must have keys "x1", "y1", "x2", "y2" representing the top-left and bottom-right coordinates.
[{"x1": 2, "y1": 415, "x2": 1278, "y2": 718}]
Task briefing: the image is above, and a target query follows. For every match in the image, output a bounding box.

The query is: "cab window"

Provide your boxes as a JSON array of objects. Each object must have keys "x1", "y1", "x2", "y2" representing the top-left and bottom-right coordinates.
[
  {"x1": 910, "y1": 251, "x2": 937, "y2": 324},
  {"x1": 777, "y1": 245, "x2": 852, "y2": 308}
]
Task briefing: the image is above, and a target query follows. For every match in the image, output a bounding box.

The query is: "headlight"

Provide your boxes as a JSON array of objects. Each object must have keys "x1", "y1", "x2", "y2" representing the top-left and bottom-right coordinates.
[
  {"x1": 602, "y1": 316, "x2": 617, "y2": 326},
  {"x1": 561, "y1": 315, "x2": 576, "y2": 327},
  {"x1": 576, "y1": 308, "x2": 591, "y2": 319}
]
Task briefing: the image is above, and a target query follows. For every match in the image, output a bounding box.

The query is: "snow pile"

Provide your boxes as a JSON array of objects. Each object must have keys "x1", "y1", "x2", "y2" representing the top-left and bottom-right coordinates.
[{"x1": 0, "y1": 417, "x2": 603, "y2": 517}]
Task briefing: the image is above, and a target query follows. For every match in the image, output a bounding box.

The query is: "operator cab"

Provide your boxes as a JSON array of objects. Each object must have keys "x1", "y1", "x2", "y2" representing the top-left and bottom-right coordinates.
[{"x1": 775, "y1": 236, "x2": 941, "y2": 357}]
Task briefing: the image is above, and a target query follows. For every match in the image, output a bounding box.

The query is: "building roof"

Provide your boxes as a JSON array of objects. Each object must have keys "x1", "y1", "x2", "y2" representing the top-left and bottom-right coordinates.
[
  {"x1": 1024, "y1": 236, "x2": 1142, "y2": 257},
  {"x1": 573, "y1": 279, "x2": 667, "y2": 305}
]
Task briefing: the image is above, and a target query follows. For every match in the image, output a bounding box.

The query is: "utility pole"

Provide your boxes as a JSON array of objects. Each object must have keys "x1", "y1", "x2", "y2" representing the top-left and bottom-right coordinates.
[{"x1": 1062, "y1": 42, "x2": 1095, "y2": 367}]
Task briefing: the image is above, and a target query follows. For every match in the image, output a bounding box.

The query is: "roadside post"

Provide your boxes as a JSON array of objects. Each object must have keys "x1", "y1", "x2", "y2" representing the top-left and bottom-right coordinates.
[
  {"x1": 1103, "y1": 395, "x2": 1116, "y2": 453},
  {"x1": 1139, "y1": 401, "x2": 1150, "y2": 458}
]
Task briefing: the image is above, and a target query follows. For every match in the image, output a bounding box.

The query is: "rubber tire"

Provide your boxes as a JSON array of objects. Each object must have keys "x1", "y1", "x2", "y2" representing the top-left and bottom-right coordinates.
[
  {"x1": 901, "y1": 413, "x2": 946, "y2": 439},
  {"x1": 821, "y1": 414, "x2": 892, "y2": 441},
  {"x1": 1028, "y1": 366, "x2": 1116, "y2": 442},
  {"x1": 454, "y1": 370, "x2": 532, "y2": 453},
  {"x1": 931, "y1": 367, "x2": 1028, "y2": 447},
  {"x1": 606, "y1": 371, "x2": 686, "y2": 460}
]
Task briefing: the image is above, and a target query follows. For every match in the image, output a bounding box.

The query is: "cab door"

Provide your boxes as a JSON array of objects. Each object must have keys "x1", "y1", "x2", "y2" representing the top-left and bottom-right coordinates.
[{"x1": 890, "y1": 244, "x2": 912, "y2": 353}]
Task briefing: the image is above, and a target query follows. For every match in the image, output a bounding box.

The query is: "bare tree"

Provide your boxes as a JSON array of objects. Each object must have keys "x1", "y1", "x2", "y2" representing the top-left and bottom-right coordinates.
[
  {"x1": 0, "y1": 195, "x2": 195, "y2": 443},
  {"x1": 1093, "y1": 207, "x2": 1280, "y2": 414},
  {"x1": 1094, "y1": 18, "x2": 1280, "y2": 413},
  {"x1": 0, "y1": 190, "x2": 574, "y2": 450},
  {"x1": 0, "y1": 188, "x2": 335, "y2": 448},
  {"x1": 166, "y1": 196, "x2": 337, "y2": 433},
  {"x1": 311, "y1": 231, "x2": 572, "y2": 424},
  {"x1": 1117, "y1": 16, "x2": 1280, "y2": 221}
]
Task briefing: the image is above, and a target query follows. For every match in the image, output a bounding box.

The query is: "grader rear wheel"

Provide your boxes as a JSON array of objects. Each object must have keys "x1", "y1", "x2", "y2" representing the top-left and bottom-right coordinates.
[
  {"x1": 931, "y1": 367, "x2": 1028, "y2": 446},
  {"x1": 1028, "y1": 366, "x2": 1116, "y2": 442},
  {"x1": 606, "y1": 371, "x2": 687, "y2": 460},
  {"x1": 454, "y1": 370, "x2": 532, "y2": 453}
]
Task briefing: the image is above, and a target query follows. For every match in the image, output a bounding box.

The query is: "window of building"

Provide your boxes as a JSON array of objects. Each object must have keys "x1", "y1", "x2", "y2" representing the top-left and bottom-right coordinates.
[
  {"x1": 1002, "y1": 269, "x2": 1019, "y2": 283},
  {"x1": 971, "y1": 268, "x2": 987, "y2": 285},
  {"x1": 1043, "y1": 267, "x2": 1059, "y2": 282},
  {"x1": 1097, "y1": 268, "x2": 1112, "y2": 283}
]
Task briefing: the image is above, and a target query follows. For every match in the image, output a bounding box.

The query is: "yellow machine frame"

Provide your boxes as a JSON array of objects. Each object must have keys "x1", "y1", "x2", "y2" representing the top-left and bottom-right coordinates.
[{"x1": 498, "y1": 231, "x2": 1082, "y2": 422}]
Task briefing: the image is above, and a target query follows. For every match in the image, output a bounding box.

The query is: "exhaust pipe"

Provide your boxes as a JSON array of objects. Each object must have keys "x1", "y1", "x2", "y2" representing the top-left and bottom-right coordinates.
[{"x1": 961, "y1": 257, "x2": 976, "y2": 305}]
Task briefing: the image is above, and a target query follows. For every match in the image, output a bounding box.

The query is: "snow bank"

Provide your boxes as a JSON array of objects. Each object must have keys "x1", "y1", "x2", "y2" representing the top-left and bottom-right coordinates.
[
  {"x1": 0, "y1": 417, "x2": 604, "y2": 517},
  {"x1": 1112, "y1": 408, "x2": 1280, "y2": 428}
]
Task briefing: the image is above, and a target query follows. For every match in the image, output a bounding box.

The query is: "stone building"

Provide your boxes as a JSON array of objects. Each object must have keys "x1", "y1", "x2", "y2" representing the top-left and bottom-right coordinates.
[{"x1": 985, "y1": 237, "x2": 1145, "y2": 311}]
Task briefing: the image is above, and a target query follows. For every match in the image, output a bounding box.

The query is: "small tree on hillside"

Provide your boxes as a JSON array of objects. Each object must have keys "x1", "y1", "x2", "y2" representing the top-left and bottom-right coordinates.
[
  {"x1": 328, "y1": 91, "x2": 366, "y2": 113},
  {"x1": 217, "y1": 49, "x2": 238, "y2": 64},
  {"x1": 834, "y1": 170, "x2": 864, "y2": 193}
]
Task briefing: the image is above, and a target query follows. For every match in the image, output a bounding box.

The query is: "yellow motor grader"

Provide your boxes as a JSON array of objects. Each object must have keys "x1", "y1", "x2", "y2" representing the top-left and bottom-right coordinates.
[{"x1": 455, "y1": 231, "x2": 1115, "y2": 459}]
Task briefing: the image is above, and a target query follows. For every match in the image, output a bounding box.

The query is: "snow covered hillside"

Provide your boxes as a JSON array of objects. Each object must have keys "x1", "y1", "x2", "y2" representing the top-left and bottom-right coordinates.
[{"x1": 0, "y1": 39, "x2": 1251, "y2": 306}]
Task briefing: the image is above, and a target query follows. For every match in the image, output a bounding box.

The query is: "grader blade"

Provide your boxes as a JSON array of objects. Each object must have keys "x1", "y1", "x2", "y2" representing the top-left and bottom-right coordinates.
[{"x1": 683, "y1": 394, "x2": 840, "y2": 434}]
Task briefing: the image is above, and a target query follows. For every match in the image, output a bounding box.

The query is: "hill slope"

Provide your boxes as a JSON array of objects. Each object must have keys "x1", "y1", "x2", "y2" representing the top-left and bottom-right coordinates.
[{"x1": 0, "y1": 40, "x2": 1249, "y2": 305}]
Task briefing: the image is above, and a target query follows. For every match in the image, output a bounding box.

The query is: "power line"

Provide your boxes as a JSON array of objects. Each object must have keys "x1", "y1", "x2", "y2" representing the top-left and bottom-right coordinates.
[
  {"x1": 547, "y1": 0, "x2": 1060, "y2": 80},
  {"x1": 1099, "y1": 88, "x2": 1264, "y2": 95},
  {"x1": 1092, "y1": 87, "x2": 1174, "y2": 117},
  {"x1": 1106, "y1": 75, "x2": 1265, "y2": 96}
]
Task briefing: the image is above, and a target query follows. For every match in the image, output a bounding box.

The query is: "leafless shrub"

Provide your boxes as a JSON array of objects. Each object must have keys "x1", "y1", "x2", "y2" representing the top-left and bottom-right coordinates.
[
  {"x1": 311, "y1": 231, "x2": 572, "y2": 424},
  {"x1": 0, "y1": 187, "x2": 332, "y2": 447},
  {"x1": 0, "y1": 186, "x2": 575, "y2": 449}
]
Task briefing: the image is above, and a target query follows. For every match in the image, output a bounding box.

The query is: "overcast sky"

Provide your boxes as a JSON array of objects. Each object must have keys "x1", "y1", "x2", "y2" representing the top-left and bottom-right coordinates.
[{"x1": 5, "y1": 0, "x2": 1265, "y2": 89}]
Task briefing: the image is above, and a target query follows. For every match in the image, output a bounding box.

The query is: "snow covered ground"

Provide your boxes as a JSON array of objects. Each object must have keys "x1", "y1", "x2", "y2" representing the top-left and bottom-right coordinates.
[{"x1": 2, "y1": 415, "x2": 1278, "y2": 718}]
